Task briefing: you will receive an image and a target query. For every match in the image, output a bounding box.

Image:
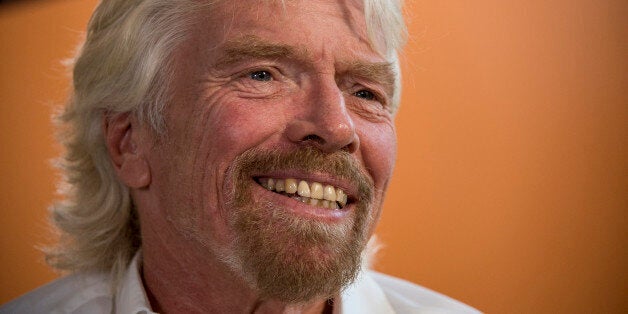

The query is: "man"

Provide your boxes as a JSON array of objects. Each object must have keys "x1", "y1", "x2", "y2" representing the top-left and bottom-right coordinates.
[{"x1": 2, "y1": 0, "x2": 479, "y2": 313}]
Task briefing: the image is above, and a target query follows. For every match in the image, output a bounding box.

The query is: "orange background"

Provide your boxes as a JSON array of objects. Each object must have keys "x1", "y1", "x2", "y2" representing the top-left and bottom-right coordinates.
[{"x1": 1, "y1": 0, "x2": 626, "y2": 313}]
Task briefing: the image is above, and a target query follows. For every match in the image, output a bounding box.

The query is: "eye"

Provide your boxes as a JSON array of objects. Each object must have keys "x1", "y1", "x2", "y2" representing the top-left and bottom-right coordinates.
[
  {"x1": 354, "y1": 89, "x2": 376, "y2": 100},
  {"x1": 249, "y1": 70, "x2": 273, "y2": 82}
]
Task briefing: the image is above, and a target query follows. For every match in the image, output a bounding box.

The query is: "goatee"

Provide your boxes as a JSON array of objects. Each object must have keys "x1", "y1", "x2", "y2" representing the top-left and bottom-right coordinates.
[{"x1": 223, "y1": 146, "x2": 375, "y2": 302}]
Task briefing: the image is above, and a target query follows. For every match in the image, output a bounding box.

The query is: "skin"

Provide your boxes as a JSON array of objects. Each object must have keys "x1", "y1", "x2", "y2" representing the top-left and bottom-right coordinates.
[{"x1": 105, "y1": 0, "x2": 397, "y2": 313}]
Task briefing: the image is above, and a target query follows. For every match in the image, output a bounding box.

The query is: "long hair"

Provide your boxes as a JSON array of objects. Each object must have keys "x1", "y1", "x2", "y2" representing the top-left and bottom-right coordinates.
[{"x1": 46, "y1": 0, "x2": 407, "y2": 286}]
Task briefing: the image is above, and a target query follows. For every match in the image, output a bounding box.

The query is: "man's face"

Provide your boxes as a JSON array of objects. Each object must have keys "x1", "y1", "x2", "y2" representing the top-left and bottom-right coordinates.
[{"x1": 145, "y1": 0, "x2": 397, "y2": 302}]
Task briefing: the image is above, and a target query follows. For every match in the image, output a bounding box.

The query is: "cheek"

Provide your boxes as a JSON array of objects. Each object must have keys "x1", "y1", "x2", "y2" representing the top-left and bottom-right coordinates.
[
  {"x1": 202, "y1": 98, "x2": 288, "y2": 159},
  {"x1": 188, "y1": 95, "x2": 290, "y2": 200},
  {"x1": 157, "y1": 95, "x2": 289, "y2": 233},
  {"x1": 358, "y1": 121, "x2": 397, "y2": 187},
  {"x1": 357, "y1": 122, "x2": 396, "y2": 235}
]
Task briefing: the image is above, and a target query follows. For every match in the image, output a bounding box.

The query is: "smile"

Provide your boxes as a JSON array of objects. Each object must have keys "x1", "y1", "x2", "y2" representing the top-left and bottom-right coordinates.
[{"x1": 256, "y1": 178, "x2": 349, "y2": 210}]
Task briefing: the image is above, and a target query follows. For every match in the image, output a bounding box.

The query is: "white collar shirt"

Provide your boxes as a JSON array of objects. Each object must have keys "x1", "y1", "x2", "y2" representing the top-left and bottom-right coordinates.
[{"x1": 1, "y1": 251, "x2": 480, "y2": 313}]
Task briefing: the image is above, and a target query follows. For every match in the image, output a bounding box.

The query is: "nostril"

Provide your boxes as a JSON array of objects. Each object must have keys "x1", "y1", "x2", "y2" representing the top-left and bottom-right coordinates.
[
  {"x1": 343, "y1": 139, "x2": 358, "y2": 153},
  {"x1": 301, "y1": 134, "x2": 325, "y2": 145}
]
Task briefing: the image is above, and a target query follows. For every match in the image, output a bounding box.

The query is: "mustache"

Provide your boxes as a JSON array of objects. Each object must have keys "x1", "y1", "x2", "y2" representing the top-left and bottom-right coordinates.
[{"x1": 230, "y1": 146, "x2": 374, "y2": 202}]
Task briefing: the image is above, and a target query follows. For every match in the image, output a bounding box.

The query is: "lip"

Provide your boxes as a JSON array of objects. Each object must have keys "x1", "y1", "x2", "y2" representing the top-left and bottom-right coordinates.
[{"x1": 249, "y1": 176, "x2": 355, "y2": 222}]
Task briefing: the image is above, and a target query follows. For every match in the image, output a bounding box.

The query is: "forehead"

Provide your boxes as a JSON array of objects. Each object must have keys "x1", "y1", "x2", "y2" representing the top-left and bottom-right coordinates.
[
  {"x1": 219, "y1": 0, "x2": 366, "y2": 34},
  {"x1": 190, "y1": 0, "x2": 381, "y2": 62}
]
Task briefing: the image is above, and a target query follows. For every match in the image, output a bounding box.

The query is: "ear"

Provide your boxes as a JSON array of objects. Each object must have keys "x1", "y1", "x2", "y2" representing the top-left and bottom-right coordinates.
[{"x1": 103, "y1": 112, "x2": 151, "y2": 189}]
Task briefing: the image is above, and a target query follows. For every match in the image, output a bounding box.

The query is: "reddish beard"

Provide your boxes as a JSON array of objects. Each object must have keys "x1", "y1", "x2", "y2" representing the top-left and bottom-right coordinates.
[{"x1": 223, "y1": 146, "x2": 375, "y2": 302}]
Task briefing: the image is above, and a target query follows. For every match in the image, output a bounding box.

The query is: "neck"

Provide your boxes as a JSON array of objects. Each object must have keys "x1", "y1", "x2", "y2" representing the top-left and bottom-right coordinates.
[{"x1": 140, "y1": 230, "x2": 330, "y2": 314}]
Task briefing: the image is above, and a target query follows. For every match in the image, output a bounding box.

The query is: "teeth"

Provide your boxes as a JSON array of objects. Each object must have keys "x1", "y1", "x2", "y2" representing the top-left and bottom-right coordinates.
[
  {"x1": 285, "y1": 179, "x2": 298, "y2": 194},
  {"x1": 297, "y1": 180, "x2": 310, "y2": 197},
  {"x1": 330, "y1": 201, "x2": 339, "y2": 210},
  {"x1": 310, "y1": 182, "x2": 323, "y2": 199},
  {"x1": 258, "y1": 177, "x2": 349, "y2": 209},
  {"x1": 323, "y1": 185, "x2": 336, "y2": 201},
  {"x1": 275, "y1": 179, "x2": 285, "y2": 192},
  {"x1": 336, "y1": 189, "x2": 347, "y2": 207},
  {"x1": 259, "y1": 178, "x2": 273, "y2": 190}
]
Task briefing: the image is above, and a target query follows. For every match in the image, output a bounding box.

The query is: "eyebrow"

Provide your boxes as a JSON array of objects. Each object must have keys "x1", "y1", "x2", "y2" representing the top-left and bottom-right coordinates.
[
  {"x1": 214, "y1": 35, "x2": 396, "y2": 96},
  {"x1": 215, "y1": 35, "x2": 308, "y2": 68},
  {"x1": 340, "y1": 60, "x2": 396, "y2": 97}
]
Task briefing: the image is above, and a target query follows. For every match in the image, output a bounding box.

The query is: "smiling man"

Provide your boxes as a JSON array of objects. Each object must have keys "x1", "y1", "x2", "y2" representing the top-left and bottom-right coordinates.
[{"x1": 2, "y1": 0, "x2": 479, "y2": 313}]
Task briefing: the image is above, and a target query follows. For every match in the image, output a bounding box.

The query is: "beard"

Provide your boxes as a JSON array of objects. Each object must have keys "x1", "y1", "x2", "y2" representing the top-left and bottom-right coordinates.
[{"x1": 221, "y1": 146, "x2": 375, "y2": 303}]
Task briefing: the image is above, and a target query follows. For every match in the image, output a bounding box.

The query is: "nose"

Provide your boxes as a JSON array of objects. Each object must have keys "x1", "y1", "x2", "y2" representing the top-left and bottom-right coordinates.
[{"x1": 285, "y1": 78, "x2": 359, "y2": 153}]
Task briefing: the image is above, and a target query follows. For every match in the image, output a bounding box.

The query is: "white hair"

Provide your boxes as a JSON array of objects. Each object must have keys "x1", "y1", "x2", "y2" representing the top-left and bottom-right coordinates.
[{"x1": 46, "y1": 0, "x2": 407, "y2": 286}]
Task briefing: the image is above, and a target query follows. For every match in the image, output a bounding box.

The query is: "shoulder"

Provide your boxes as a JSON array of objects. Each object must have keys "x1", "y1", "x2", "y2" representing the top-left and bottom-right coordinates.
[
  {"x1": 366, "y1": 271, "x2": 482, "y2": 314},
  {"x1": 0, "y1": 272, "x2": 113, "y2": 314}
]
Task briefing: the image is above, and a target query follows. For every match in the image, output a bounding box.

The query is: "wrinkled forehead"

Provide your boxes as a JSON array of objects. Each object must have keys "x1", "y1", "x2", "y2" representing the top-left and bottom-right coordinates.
[
  {"x1": 231, "y1": 1, "x2": 365, "y2": 33},
  {"x1": 192, "y1": 0, "x2": 389, "y2": 59}
]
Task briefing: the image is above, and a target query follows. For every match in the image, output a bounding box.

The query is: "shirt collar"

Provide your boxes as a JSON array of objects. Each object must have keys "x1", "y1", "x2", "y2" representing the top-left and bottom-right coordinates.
[
  {"x1": 114, "y1": 251, "x2": 394, "y2": 314},
  {"x1": 336, "y1": 270, "x2": 396, "y2": 314},
  {"x1": 115, "y1": 250, "x2": 156, "y2": 314}
]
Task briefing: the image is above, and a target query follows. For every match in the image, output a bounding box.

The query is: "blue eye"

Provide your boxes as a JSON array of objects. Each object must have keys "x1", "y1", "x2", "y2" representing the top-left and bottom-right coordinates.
[
  {"x1": 354, "y1": 89, "x2": 376, "y2": 100},
  {"x1": 249, "y1": 70, "x2": 272, "y2": 81}
]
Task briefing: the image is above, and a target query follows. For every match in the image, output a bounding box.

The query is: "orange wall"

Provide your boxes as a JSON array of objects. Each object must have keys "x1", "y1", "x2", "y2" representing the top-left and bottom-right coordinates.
[{"x1": 1, "y1": 0, "x2": 626, "y2": 313}]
